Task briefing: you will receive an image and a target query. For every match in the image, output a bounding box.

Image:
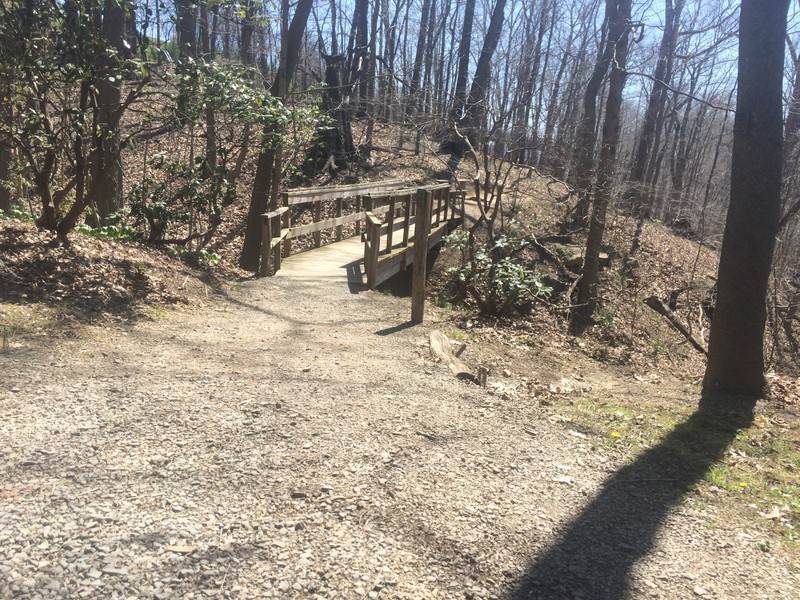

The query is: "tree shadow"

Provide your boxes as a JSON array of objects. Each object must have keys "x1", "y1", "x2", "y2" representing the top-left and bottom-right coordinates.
[{"x1": 508, "y1": 394, "x2": 755, "y2": 600}]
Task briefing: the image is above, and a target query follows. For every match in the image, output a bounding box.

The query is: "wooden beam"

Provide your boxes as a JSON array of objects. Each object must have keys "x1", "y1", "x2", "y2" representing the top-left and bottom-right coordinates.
[
  {"x1": 384, "y1": 196, "x2": 396, "y2": 254},
  {"x1": 313, "y1": 201, "x2": 322, "y2": 248},
  {"x1": 259, "y1": 220, "x2": 271, "y2": 277},
  {"x1": 364, "y1": 211, "x2": 382, "y2": 289},
  {"x1": 412, "y1": 189, "x2": 432, "y2": 324},
  {"x1": 286, "y1": 210, "x2": 365, "y2": 239},
  {"x1": 335, "y1": 198, "x2": 343, "y2": 241},
  {"x1": 285, "y1": 180, "x2": 406, "y2": 204}
]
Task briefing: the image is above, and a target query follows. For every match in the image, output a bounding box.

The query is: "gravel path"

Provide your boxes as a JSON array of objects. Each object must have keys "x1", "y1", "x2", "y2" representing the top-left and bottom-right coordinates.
[{"x1": 1, "y1": 277, "x2": 798, "y2": 599}]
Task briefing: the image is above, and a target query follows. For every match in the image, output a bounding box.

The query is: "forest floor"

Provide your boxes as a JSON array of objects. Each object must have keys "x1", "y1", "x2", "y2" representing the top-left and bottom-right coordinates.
[{"x1": 1, "y1": 216, "x2": 800, "y2": 599}]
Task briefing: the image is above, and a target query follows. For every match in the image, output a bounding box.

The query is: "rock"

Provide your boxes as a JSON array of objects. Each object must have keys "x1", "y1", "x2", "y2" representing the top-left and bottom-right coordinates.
[{"x1": 693, "y1": 586, "x2": 708, "y2": 597}]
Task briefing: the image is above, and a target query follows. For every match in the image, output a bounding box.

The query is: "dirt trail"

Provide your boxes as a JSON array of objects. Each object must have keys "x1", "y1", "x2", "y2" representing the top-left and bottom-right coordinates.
[{"x1": 1, "y1": 277, "x2": 798, "y2": 599}]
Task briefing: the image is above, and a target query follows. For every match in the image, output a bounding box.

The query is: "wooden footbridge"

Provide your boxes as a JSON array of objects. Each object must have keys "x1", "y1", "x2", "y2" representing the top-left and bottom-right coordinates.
[{"x1": 259, "y1": 180, "x2": 464, "y2": 322}]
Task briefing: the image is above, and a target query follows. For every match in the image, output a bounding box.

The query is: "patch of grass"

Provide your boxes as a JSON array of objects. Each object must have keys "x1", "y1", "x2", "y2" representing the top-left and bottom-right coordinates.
[{"x1": 545, "y1": 392, "x2": 800, "y2": 550}]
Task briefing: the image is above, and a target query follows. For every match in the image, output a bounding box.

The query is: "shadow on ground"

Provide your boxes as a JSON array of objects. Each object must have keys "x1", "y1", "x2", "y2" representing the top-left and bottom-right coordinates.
[{"x1": 508, "y1": 394, "x2": 754, "y2": 600}]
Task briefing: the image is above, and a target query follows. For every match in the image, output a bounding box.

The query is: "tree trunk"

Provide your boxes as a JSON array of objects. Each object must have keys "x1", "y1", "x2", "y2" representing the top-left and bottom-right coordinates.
[
  {"x1": 0, "y1": 79, "x2": 11, "y2": 212},
  {"x1": 444, "y1": 0, "x2": 506, "y2": 169},
  {"x1": 239, "y1": 0, "x2": 313, "y2": 272},
  {"x1": 200, "y1": 3, "x2": 217, "y2": 175},
  {"x1": 349, "y1": 0, "x2": 369, "y2": 117},
  {"x1": 573, "y1": 0, "x2": 632, "y2": 325},
  {"x1": 703, "y1": 0, "x2": 789, "y2": 399},
  {"x1": 623, "y1": 0, "x2": 683, "y2": 218},
  {"x1": 364, "y1": 0, "x2": 381, "y2": 155},
  {"x1": 176, "y1": 0, "x2": 197, "y2": 59},
  {"x1": 408, "y1": 0, "x2": 433, "y2": 115},
  {"x1": 463, "y1": 0, "x2": 507, "y2": 138},
  {"x1": 570, "y1": 7, "x2": 613, "y2": 226},
  {"x1": 450, "y1": 0, "x2": 476, "y2": 123},
  {"x1": 90, "y1": 0, "x2": 126, "y2": 225}
]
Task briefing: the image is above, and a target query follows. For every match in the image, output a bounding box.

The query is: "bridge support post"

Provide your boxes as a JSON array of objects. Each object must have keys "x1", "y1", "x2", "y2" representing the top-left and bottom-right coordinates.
[{"x1": 411, "y1": 188, "x2": 432, "y2": 324}]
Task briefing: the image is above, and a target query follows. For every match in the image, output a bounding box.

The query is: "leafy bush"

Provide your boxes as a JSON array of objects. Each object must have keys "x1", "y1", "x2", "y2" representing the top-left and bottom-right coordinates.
[
  {"x1": 74, "y1": 222, "x2": 136, "y2": 240},
  {"x1": 445, "y1": 231, "x2": 552, "y2": 316},
  {"x1": 0, "y1": 208, "x2": 34, "y2": 223}
]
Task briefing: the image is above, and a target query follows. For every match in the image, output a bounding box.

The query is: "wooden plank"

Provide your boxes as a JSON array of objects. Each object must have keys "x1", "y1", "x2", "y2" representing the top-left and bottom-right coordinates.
[
  {"x1": 285, "y1": 180, "x2": 406, "y2": 204},
  {"x1": 412, "y1": 189, "x2": 432, "y2": 324},
  {"x1": 355, "y1": 196, "x2": 362, "y2": 235},
  {"x1": 427, "y1": 222, "x2": 447, "y2": 249},
  {"x1": 281, "y1": 204, "x2": 291, "y2": 260},
  {"x1": 366, "y1": 182, "x2": 449, "y2": 201},
  {"x1": 273, "y1": 210, "x2": 284, "y2": 271},
  {"x1": 402, "y1": 196, "x2": 411, "y2": 247},
  {"x1": 379, "y1": 215, "x2": 415, "y2": 239},
  {"x1": 259, "y1": 220, "x2": 271, "y2": 277},
  {"x1": 313, "y1": 201, "x2": 322, "y2": 248},
  {"x1": 286, "y1": 211, "x2": 365, "y2": 239},
  {"x1": 372, "y1": 222, "x2": 447, "y2": 286},
  {"x1": 375, "y1": 247, "x2": 412, "y2": 286},
  {"x1": 335, "y1": 198, "x2": 343, "y2": 241},
  {"x1": 262, "y1": 206, "x2": 289, "y2": 220},
  {"x1": 364, "y1": 211, "x2": 381, "y2": 289},
  {"x1": 271, "y1": 229, "x2": 289, "y2": 248},
  {"x1": 384, "y1": 196, "x2": 396, "y2": 254}
]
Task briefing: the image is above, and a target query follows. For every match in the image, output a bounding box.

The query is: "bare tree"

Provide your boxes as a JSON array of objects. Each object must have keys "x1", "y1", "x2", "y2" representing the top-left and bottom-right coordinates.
[
  {"x1": 703, "y1": 0, "x2": 790, "y2": 399},
  {"x1": 239, "y1": 0, "x2": 314, "y2": 272},
  {"x1": 573, "y1": 0, "x2": 633, "y2": 326}
]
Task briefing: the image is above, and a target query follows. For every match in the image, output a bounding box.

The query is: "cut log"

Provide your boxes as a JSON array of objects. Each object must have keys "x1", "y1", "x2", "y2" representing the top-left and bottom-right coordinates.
[
  {"x1": 429, "y1": 331, "x2": 479, "y2": 384},
  {"x1": 643, "y1": 296, "x2": 708, "y2": 355}
]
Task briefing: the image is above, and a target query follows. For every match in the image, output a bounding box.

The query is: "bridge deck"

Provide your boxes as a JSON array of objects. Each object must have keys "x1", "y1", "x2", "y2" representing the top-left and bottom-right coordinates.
[
  {"x1": 274, "y1": 236, "x2": 368, "y2": 284},
  {"x1": 275, "y1": 222, "x2": 419, "y2": 286}
]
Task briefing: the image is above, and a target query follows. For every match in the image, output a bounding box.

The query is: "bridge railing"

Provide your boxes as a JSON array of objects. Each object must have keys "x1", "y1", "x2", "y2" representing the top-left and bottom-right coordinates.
[
  {"x1": 259, "y1": 180, "x2": 406, "y2": 276},
  {"x1": 362, "y1": 183, "x2": 454, "y2": 289}
]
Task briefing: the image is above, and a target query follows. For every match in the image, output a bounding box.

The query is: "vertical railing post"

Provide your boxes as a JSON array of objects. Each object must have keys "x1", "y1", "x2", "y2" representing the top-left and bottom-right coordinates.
[
  {"x1": 313, "y1": 199, "x2": 322, "y2": 247},
  {"x1": 385, "y1": 195, "x2": 396, "y2": 254},
  {"x1": 335, "y1": 197, "x2": 343, "y2": 241},
  {"x1": 280, "y1": 191, "x2": 290, "y2": 260},
  {"x1": 411, "y1": 188, "x2": 432, "y2": 324},
  {"x1": 259, "y1": 216, "x2": 272, "y2": 277},
  {"x1": 365, "y1": 213, "x2": 380, "y2": 289},
  {"x1": 355, "y1": 195, "x2": 363, "y2": 236},
  {"x1": 402, "y1": 194, "x2": 411, "y2": 247},
  {"x1": 435, "y1": 188, "x2": 442, "y2": 226},
  {"x1": 271, "y1": 212, "x2": 282, "y2": 272}
]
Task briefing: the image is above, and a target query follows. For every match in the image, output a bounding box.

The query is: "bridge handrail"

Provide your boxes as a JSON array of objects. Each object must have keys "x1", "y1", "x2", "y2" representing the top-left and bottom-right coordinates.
[
  {"x1": 283, "y1": 180, "x2": 406, "y2": 205},
  {"x1": 259, "y1": 181, "x2": 460, "y2": 282},
  {"x1": 259, "y1": 180, "x2": 408, "y2": 276}
]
